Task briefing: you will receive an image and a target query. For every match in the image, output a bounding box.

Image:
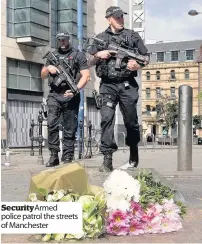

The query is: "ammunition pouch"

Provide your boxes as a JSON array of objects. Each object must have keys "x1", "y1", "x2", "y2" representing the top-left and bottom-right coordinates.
[
  {"x1": 101, "y1": 93, "x2": 117, "y2": 109},
  {"x1": 96, "y1": 64, "x2": 108, "y2": 78},
  {"x1": 96, "y1": 58, "x2": 132, "y2": 80},
  {"x1": 92, "y1": 90, "x2": 102, "y2": 110},
  {"x1": 53, "y1": 74, "x2": 66, "y2": 87}
]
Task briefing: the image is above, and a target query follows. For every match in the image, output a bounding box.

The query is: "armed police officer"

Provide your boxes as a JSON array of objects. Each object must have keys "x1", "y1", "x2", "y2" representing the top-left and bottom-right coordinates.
[
  {"x1": 41, "y1": 32, "x2": 90, "y2": 167},
  {"x1": 86, "y1": 6, "x2": 149, "y2": 172}
]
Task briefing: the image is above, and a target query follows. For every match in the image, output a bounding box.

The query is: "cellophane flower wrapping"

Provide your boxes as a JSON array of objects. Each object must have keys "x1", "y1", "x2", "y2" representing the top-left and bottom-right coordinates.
[{"x1": 27, "y1": 163, "x2": 107, "y2": 242}]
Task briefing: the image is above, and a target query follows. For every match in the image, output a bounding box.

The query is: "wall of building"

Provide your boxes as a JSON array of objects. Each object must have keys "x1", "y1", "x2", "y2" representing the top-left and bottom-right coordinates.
[
  {"x1": 1, "y1": 0, "x2": 50, "y2": 142},
  {"x1": 142, "y1": 62, "x2": 199, "y2": 115},
  {"x1": 141, "y1": 40, "x2": 202, "y2": 137},
  {"x1": 1, "y1": 0, "x2": 88, "y2": 146}
]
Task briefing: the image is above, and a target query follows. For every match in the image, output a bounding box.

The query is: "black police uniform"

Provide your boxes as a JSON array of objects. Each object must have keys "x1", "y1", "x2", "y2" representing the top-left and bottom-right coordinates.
[
  {"x1": 87, "y1": 27, "x2": 148, "y2": 169},
  {"x1": 45, "y1": 46, "x2": 88, "y2": 166}
]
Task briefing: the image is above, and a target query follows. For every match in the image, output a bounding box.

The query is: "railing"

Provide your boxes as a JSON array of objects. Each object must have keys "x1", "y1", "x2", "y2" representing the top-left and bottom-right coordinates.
[{"x1": 142, "y1": 133, "x2": 175, "y2": 151}]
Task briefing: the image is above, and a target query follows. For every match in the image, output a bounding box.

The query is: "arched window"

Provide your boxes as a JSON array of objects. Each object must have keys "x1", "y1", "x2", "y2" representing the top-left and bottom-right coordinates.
[
  {"x1": 156, "y1": 71, "x2": 160, "y2": 80},
  {"x1": 185, "y1": 69, "x2": 189, "y2": 80},
  {"x1": 146, "y1": 71, "x2": 150, "y2": 80},
  {"x1": 170, "y1": 70, "x2": 176, "y2": 80}
]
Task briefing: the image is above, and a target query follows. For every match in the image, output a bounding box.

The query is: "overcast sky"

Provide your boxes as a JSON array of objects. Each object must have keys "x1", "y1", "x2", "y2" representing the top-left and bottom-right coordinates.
[{"x1": 145, "y1": 0, "x2": 202, "y2": 43}]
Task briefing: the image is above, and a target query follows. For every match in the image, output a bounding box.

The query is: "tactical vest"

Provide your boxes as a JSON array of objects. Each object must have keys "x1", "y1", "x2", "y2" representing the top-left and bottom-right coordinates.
[
  {"x1": 95, "y1": 29, "x2": 137, "y2": 80},
  {"x1": 49, "y1": 47, "x2": 80, "y2": 91}
]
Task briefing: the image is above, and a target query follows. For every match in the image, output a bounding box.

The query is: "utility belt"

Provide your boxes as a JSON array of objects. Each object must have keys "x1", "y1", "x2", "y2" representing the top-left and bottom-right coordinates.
[
  {"x1": 96, "y1": 61, "x2": 137, "y2": 80},
  {"x1": 101, "y1": 77, "x2": 133, "y2": 83}
]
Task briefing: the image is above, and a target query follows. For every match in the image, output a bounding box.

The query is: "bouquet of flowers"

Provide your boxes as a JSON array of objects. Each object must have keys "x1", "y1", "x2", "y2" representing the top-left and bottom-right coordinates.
[
  {"x1": 103, "y1": 169, "x2": 186, "y2": 236},
  {"x1": 29, "y1": 188, "x2": 106, "y2": 242},
  {"x1": 27, "y1": 163, "x2": 107, "y2": 242}
]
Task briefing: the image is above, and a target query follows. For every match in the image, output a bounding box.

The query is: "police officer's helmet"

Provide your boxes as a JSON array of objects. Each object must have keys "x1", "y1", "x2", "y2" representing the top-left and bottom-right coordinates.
[
  {"x1": 56, "y1": 32, "x2": 70, "y2": 40},
  {"x1": 56, "y1": 32, "x2": 70, "y2": 51},
  {"x1": 105, "y1": 6, "x2": 127, "y2": 18}
]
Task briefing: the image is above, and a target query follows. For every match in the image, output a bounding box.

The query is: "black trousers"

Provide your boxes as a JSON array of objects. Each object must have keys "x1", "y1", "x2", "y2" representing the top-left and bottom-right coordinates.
[
  {"x1": 99, "y1": 79, "x2": 140, "y2": 154},
  {"x1": 47, "y1": 92, "x2": 80, "y2": 157}
]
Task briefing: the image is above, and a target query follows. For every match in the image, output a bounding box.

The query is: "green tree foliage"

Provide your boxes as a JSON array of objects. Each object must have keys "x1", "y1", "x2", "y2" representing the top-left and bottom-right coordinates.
[{"x1": 156, "y1": 95, "x2": 178, "y2": 130}]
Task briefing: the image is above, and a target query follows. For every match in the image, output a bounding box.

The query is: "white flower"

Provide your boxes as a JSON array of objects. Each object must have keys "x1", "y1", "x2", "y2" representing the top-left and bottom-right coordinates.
[
  {"x1": 73, "y1": 231, "x2": 85, "y2": 239},
  {"x1": 106, "y1": 195, "x2": 130, "y2": 212},
  {"x1": 103, "y1": 170, "x2": 141, "y2": 206},
  {"x1": 52, "y1": 190, "x2": 65, "y2": 201},
  {"x1": 29, "y1": 193, "x2": 38, "y2": 202},
  {"x1": 46, "y1": 194, "x2": 54, "y2": 202}
]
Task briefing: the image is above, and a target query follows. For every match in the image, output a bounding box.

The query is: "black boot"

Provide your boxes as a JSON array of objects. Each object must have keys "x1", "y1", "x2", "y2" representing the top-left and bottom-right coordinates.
[
  {"x1": 46, "y1": 150, "x2": 59, "y2": 167},
  {"x1": 120, "y1": 145, "x2": 139, "y2": 170},
  {"x1": 99, "y1": 153, "x2": 113, "y2": 172},
  {"x1": 129, "y1": 145, "x2": 139, "y2": 167},
  {"x1": 63, "y1": 155, "x2": 74, "y2": 164}
]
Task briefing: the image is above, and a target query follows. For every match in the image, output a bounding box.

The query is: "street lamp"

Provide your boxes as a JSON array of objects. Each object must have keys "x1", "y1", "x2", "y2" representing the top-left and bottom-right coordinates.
[{"x1": 188, "y1": 10, "x2": 202, "y2": 16}]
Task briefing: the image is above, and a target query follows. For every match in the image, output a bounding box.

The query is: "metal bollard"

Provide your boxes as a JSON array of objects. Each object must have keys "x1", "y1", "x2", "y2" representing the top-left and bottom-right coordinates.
[
  {"x1": 177, "y1": 85, "x2": 193, "y2": 171},
  {"x1": 84, "y1": 121, "x2": 93, "y2": 158},
  {"x1": 37, "y1": 110, "x2": 44, "y2": 165},
  {"x1": 78, "y1": 120, "x2": 84, "y2": 159},
  {"x1": 29, "y1": 119, "x2": 35, "y2": 156}
]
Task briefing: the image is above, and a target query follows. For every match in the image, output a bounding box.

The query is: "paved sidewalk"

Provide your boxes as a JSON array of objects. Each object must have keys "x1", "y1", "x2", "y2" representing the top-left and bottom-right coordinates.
[{"x1": 1, "y1": 147, "x2": 202, "y2": 243}]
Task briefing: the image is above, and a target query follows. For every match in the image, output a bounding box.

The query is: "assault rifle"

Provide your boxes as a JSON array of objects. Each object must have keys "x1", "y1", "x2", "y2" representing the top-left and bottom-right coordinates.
[
  {"x1": 42, "y1": 51, "x2": 79, "y2": 95},
  {"x1": 86, "y1": 36, "x2": 149, "y2": 70}
]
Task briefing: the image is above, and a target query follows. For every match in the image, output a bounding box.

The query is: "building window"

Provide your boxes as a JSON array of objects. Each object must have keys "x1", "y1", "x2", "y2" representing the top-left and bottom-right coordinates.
[
  {"x1": 133, "y1": 22, "x2": 142, "y2": 28},
  {"x1": 7, "y1": 0, "x2": 49, "y2": 44},
  {"x1": 156, "y1": 87, "x2": 161, "y2": 98},
  {"x1": 156, "y1": 71, "x2": 161, "y2": 80},
  {"x1": 7, "y1": 0, "x2": 14, "y2": 36},
  {"x1": 186, "y1": 50, "x2": 194, "y2": 60},
  {"x1": 146, "y1": 105, "x2": 151, "y2": 114},
  {"x1": 57, "y1": 0, "x2": 87, "y2": 47},
  {"x1": 170, "y1": 87, "x2": 176, "y2": 99},
  {"x1": 50, "y1": 0, "x2": 87, "y2": 48},
  {"x1": 133, "y1": 4, "x2": 143, "y2": 10},
  {"x1": 7, "y1": 59, "x2": 43, "y2": 92},
  {"x1": 146, "y1": 71, "x2": 150, "y2": 80},
  {"x1": 170, "y1": 70, "x2": 176, "y2": 80},
  {"x1": 171, "y1": 51, "x2": 179, "y2": 61},
  {"x1": 146, "y1": 88, "x2": 151, "y2": 99},
  {"x1": 157, "y1": 52, "x2": 164, "y2": 62},
  {"x1": 185, "y1": 69, "x2": 190, "y2": 80}
]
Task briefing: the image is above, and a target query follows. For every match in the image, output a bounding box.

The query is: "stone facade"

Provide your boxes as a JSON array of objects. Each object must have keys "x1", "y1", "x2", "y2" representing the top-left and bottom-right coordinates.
[
  {"x1": 141, "y1": 41, "x2": 202, "y2": 138},
  {"x1": 1, "y1": 0, "x2": 50, "y2": 141}
]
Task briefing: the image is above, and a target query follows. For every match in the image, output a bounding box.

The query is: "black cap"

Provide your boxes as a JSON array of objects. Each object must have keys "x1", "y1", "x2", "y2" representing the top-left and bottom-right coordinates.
[
  {"x1": 56, "y1": 32, "x2": 70, "y2": 39},
  {"x1": 105, "y1": 6, "x2": 127, "y2": 18}
]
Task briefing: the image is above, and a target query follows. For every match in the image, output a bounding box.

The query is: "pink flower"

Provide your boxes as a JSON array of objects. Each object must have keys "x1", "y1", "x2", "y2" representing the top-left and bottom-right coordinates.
[
  {"x1": 128, "y1": 219, "x2": 145, "y2": 236},
  {"x1": 142, "y1": 205, "x2": 163, "y2": 234},
  {"x1": 106, "y1": 224, "x2": 129, "y2": 236},
  {"x1": 142, "y1": 203, "x2": 163, "y2": 223},
  {"x1": 162, "y1": 199, "x2": 181, "y2": 221},
  {"x1": 144, "y1": 221, "x2": 162, "y2": 234},
  {"x1": 130, "y1": 201, "x2": 144, "y2": 219},
  {"x1": 147, "y1": 203, "x2": 163, "y2": 217},
  {"x1": 142, "y1": 212, "x2": 153, "y2": 223},
  {"x1": 108, "y1": 210, "x2": 130, "y2": 226},
  {"x1": 170, "y1": 220, "x2": 183, "y2": 232},
  {"x1": 161, "y1": 217, "x2": 183, "y2": 233}
]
